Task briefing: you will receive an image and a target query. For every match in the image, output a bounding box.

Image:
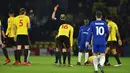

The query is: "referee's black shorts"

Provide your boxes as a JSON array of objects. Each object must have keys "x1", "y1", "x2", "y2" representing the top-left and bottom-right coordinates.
[{"x1": 17, "y1": 35, "x2": 29, "y2": 45}]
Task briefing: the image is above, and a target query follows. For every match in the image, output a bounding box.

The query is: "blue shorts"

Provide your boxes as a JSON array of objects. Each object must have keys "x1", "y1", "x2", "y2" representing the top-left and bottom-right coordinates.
[
  {"x1": 79, "y1": 43, "x2": 90, "y2": 51},
  {"x1": 92, "y1": 45, "x2": 106, "y2": 53}
]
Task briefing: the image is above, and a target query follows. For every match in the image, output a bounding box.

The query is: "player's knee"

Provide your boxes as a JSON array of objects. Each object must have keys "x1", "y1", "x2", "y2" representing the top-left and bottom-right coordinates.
[
  {"x1": 93, "y1": 53, "x2": 98, "y2": 56},
  {"x1": 112, "y1": 49, "x2": 117, "y2": 54},
  {"x1": 55, "y1": 48, "x2": 59, "y2": 52},
  {"x1": 106, "y1": 47, "x2": 110, "y2": 53},
  {"x1": 2, "y1": 44, "x2": 6, "y2": 48},
  {"x1": 25, "y1": 45, "x2": 29, "y2": 49},
  {"x1": 17, "y1": 45, "x2": 22, "y2": 50},
  {"x1": 62, "y1": 48, "x2": 66, "y2": 52},
  {"x1": 100, "y1": 53, "x2": 105, "y2": 56}
]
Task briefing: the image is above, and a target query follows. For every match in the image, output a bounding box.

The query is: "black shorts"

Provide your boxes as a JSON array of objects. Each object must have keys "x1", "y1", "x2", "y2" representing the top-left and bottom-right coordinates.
[
  {"x1": 2, "y1": 36, "x2": 6, "y2": 44},
  {"x1": 17, "y1": 35, "x2": 29, "y2": 45},
  {"x1": 56, "y1": 35, "x2": 70, "y2": 49},
  {"x1": 106, "y1": 41, "x2": 117, "y2": 49},
  {"x1": 2, "y1": 37, "x2": 16, "y2": 46}
]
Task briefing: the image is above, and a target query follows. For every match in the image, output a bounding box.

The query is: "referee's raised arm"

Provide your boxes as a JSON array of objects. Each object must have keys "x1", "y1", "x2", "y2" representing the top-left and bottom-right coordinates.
[{"x1": 52, "y1": 4, "x2": 59, "y2": 20}]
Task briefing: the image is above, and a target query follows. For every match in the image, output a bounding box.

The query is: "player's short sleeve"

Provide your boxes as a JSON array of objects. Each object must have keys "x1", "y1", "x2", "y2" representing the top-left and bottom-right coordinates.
[
  {"x1": 108, "y1": 23, "x2": 112, "y2": 30},
  {"x1": 8, "y1": 18, "x2": 11, "y2": 24},
  {"x1": 69, "y1": 25, "x2": 74, "y2": 33},
  {"x1": 115, "y1": 24, "x2": 118, "y2": 30},
  {"x1": 26, "y1": 16, "x2": 30, "y2": 24},
  {"x1": 14, "y1": 17, "x2": 17, "y2": 26},
  {"x1": 71, "y1": 25, "x2": 74, "y2": 32}
]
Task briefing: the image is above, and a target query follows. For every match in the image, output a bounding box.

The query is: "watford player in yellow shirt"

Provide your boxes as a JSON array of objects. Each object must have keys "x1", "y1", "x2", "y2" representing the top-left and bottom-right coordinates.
[
  {"x1": 14, "y1": 8, "x2": 31, "y2": 66},
  {"x1": 105, "y1": 16, "x2": 122, "y2": 67},
  {"x1": 1, "y1": 10, "x2": 17, "y2": 65},
  {"x1": 56, "y1": 23, "x2": 74, "y2": 67}
]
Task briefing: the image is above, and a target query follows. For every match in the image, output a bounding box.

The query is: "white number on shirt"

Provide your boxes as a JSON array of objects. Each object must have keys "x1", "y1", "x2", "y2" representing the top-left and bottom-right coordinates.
[{"x1": 96, "y1": 26, "x2": 104, "y2": 35}]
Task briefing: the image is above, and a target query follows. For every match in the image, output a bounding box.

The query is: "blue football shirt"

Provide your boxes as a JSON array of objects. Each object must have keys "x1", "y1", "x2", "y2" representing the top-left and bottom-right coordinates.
[{"x1": 86, "y1": 20, "x2": 109, "y2": 45}]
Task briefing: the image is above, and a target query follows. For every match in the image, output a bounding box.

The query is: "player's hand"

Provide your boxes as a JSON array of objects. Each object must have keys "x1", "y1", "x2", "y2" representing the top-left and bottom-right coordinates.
[
  {"x1": 78, "y1": 46, "x2": 80, "y2": 48},
  {"x1": 118, "y1": 39, "x2": 122, "y2": 46},
  {"x1": 54, "y1": 4, "x2": 59, "y2": 12},
  {"x1": 4, "y1": 35, "x2": 7, "y2": 39},
  {"x1": 85, "y1": 42, "x2": 89, "y2": 47},
  {"x1": 0, "y1": 40, "x2": 2, "y2": 45},
  {"x1": 14, "y1": 35, "x2": 17, "y2": 42}
]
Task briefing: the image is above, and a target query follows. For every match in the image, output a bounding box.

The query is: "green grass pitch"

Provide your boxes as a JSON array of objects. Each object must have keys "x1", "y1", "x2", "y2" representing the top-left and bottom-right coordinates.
[{"x1": 0, "y1": 56, "x2": 130, "y2": 73}]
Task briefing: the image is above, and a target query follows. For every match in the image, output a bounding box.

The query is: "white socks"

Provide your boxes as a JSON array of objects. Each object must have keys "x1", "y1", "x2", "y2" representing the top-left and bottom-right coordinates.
[
  {"x1": 99, "y1": 56, "x2": 105, "y2": 66},
  {"x1": 93, "y1": 55, "x2": 105, "y2": 71},
  {"x1": 93, "y1": 56, "x2": 99, "y2": 71},
  {"x1": 85, "y1": 53, "x2": 89, "y2": 63},
  {"x1": 27, "y1": 50, "x2": 31, "y2": 62},
  {"x1": 78, "y1": 52, "x2": 82, "y2": 62}
]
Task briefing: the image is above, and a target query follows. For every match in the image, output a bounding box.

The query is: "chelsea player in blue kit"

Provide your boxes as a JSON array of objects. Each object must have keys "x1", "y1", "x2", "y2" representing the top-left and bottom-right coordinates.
[
  {"x1": 86, "y1": 11, "x2": 109, "y2": 73},
  {"x1": 77, "y1": 19, "x2": 90, "y2": 65}
]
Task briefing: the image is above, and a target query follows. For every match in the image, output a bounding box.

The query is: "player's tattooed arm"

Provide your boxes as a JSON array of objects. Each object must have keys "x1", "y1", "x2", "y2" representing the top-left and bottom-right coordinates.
[
  {"x1": 116, "y1": 29, "x2": 121, "y2": 40},
  {"x1": 108, "y1": 26, "x2": 112, "y2": 32},
  {"x1": 2, "y1": 31, "x2": 6, "y2": 38},
  {"x1": 116, "y1": 29, "x2": 122, "y2": 46}
]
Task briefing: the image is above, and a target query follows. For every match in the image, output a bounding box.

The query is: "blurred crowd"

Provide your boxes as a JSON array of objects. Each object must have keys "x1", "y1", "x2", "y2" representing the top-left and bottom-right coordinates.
[{"x1": 0, "y1": 0, "x2": 129, "y2": 45}]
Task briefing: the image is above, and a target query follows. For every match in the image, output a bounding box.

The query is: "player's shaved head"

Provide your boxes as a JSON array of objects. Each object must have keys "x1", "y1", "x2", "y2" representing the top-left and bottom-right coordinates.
[
  {"x1": 60, "y1": 14, "x2": 66, "y2": 20},
  {"x1": 20, "y1": 8, "x2": 26, "y2": 15}
]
